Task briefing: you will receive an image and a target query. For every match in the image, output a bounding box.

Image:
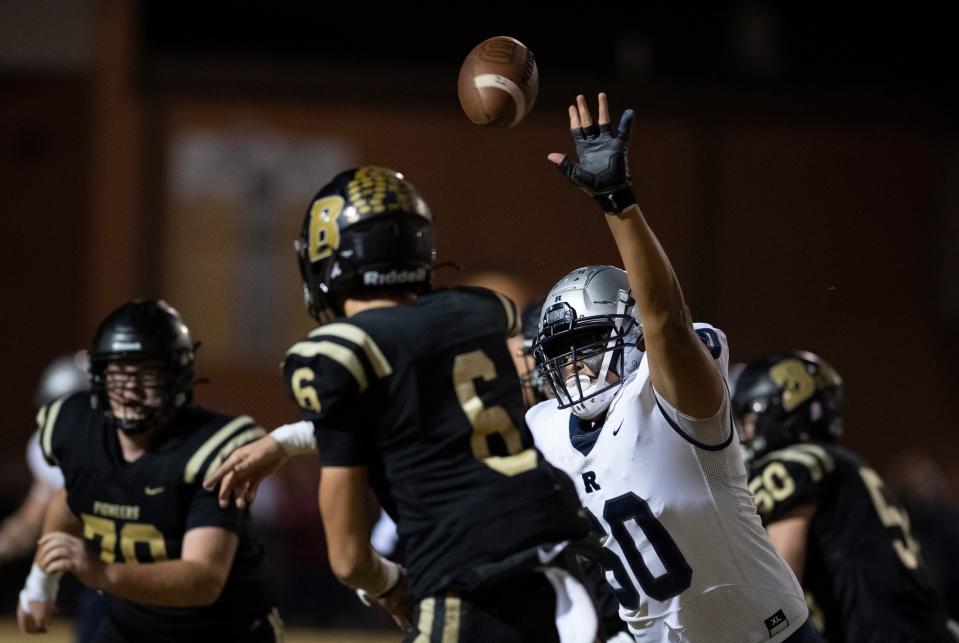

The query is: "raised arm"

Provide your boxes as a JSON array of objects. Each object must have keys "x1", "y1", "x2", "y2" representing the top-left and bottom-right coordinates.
[
  {"x1": 548, "y1": 92, "x2": 724, "y2": 419},
  {"x1": 319, "y1": 466, "x2": 412, "y2": 630}
]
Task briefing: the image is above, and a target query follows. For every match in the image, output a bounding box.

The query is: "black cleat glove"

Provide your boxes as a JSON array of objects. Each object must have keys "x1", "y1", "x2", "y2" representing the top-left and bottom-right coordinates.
[{"x1": 556, "y1": 109, "x2": 637, "y2": 214}]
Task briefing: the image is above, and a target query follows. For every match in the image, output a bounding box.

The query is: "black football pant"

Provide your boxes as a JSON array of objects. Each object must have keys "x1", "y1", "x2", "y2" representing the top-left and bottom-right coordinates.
[{"x1": 404, "y1": 571, "x2": 564, "y2": 643}]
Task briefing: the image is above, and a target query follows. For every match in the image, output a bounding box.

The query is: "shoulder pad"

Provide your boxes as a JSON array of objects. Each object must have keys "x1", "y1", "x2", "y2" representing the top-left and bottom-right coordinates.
[
  {"x1": 183, "y1": 415, "x2": 266, "y2": 485},
  {"x1": 454, "y1": 286, "x2": 521, "y2": 337},
  {"x1": 35, "y1": 392, "x2": 89, "y2": 467},
  {"x1": 283, "y1": 322, "x2": 393, "y2": 419},
  {"x1": 749, "y1": 443, "x2": 834, "y2": 521},
  {"x1": 694, "y1": 325, "x2": 724, "y2": 360},
  {"x1": 489, "y1": 289, "x2": 521, "y2": 337},
  {"x1": 287, "y1": 322, "x2": 392, "y2": 392}
]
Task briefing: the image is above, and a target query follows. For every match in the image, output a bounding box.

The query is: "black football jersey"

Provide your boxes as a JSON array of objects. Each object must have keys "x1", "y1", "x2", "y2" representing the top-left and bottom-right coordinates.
[
  {"x1": 749, "y1": 442, "x2": 952, "y2": 642},
  {"x1": 282, "y1": 287, "x2": 589, "y2": 599},
  {"x1": 37, "y1": 392, "x2": 276, "y2": 637}
]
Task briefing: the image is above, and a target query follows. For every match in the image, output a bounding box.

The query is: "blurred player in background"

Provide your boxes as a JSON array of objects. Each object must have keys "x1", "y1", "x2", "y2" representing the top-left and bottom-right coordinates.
[
  {"x1": 735, "y1": 351, "x2": 957, "y2": 642},
  {"x1": 1, "y1": 353, "x2": 108, "y2": 643},
  {"x1": 17, "y1": 300, "x2": 281, "y2": 642},
  {"x1": 1, "y1": 354, "x2": 88, "y2": 566},
  {"x1": 888, "y1": 450, "x2": 959, "y2": 624},
  {"x1": 526, "y1": 92, "x2": 815, "y2": 641},
  {"x1": 517, "y1": 298, "x2": 551, "y2": 408}
]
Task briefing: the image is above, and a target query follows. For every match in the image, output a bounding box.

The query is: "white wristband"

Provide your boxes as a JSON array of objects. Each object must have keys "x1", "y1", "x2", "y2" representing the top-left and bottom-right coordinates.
[
  {"x1": 19, "y1": 563, "x2": 62, "y2": 613},
  {"x1": 270, "y1": 421, "x2": 317, "y2": 456},
  {"x1": 367, "y1": 554, "x2": 403, "y2": 597},
  {"x1": 355, "y1": 556, "x2": 404, "y2": 606}
]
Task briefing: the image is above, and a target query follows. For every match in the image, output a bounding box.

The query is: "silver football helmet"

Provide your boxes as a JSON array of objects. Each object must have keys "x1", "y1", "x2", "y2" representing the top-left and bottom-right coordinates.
[
  {"x1": 35, "y1": 351, "x2": 90, "y2": 407},
  {"x1": 533, "y1": 266, "x2": 643, "y2": 419}
]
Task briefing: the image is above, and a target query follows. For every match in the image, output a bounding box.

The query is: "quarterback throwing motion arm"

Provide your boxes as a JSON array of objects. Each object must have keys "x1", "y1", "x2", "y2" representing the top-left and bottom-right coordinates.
[
  {"x1": 204, "y1": 421, "x2": 411, "y2": 628},
  {"x1": 549, "y1": 93, "x2": 724, "y2": 421}
]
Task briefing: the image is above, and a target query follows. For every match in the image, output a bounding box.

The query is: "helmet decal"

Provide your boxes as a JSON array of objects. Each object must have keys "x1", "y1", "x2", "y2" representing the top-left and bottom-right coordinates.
[
  {"x1": 346, "y1": 166, "x2": 423, "y2": 216},
  {"x1": 307, "y1": 195, "x2": 345, "y2": 262},
  {"x1": 769, "y1": 358, "x2": 817, "y2": 412}
]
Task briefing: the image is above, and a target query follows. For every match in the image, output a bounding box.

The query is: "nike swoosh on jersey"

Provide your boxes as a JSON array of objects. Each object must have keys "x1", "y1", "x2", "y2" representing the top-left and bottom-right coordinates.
[
  {"x1": 612, "y1": 420, "x2": 624, "y2": 436},
  {"x1": 144, "y1": 486, "x2": 165, "y2": 496}
]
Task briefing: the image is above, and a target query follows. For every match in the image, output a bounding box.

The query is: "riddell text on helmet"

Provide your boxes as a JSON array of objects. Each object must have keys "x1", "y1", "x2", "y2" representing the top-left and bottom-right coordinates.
[{"x1": 363, "y1": 268, "x2": 428, "y2": 286}]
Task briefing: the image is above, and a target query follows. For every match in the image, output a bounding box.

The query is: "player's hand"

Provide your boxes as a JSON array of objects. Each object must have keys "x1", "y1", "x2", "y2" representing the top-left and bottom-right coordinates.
[
  {"x1": 377, "y1": 571, "x2": 414, "y2": 631},
  {"x1": 547, "y1": 92, "x2": 637, "y2": 214},
  {"x1": 203, "y1": 435, "x2": 290, "y2": 509},
  {"x1": 36, "y1": 532, "x2": 106, "y2": 589},
  {"x1": 17, "y1": 599, "x2": 55, "y2": 634}
]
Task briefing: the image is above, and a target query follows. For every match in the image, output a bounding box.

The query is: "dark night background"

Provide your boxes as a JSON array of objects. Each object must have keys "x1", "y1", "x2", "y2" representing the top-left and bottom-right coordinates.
[{"x1": 2, "y1": 2, "x2": 957, "y2": 633}]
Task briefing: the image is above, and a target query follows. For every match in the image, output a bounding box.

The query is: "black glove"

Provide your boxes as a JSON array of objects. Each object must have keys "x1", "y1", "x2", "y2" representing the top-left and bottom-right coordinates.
[{"x1": 556, "y1": 109, "x2": 636, "y2": 214}]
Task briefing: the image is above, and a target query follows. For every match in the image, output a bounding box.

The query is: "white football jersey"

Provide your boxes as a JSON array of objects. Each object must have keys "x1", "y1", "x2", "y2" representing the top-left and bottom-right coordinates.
[{"x1": 527, "y1": 325, "x2": 807, "y2": 642}]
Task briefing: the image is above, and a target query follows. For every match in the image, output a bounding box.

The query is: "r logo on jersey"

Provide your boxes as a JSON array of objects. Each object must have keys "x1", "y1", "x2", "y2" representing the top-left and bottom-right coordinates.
[{"x1": 582, "y1": 471, "x2": 601, "y2": 493}]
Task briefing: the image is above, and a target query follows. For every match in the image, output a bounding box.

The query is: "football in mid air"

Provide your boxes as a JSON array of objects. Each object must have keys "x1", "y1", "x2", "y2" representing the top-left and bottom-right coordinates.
[{"x1": 457, "y1": 36, "x2": 539, "y2": 127}]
